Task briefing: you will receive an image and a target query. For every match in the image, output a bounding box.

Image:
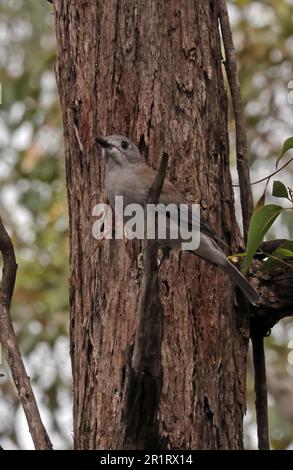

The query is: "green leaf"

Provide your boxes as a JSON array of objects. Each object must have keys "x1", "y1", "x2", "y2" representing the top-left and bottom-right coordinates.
[
  {"x1": 262, "y1": 243, "x2": 293, "y2": 272},
  {"x1": 272, "y1": 180, "x2": 289, "y2": 199},
  {"x1": 276, "y1": 137, "x2": 293, "y2": 168},
  {"x1": 275, "y1": 248, "x2": 293, "y2": 257},
  {"x1": 279, "y1": 240, "x2": 293, "y2": 251},
  {"x1": 243, "y1": 204, "x2": 284, "y2": 273}
]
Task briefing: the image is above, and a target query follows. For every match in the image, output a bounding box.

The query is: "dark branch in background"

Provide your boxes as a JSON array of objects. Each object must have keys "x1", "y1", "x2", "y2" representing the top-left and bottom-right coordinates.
[
  {"x1": 251, "y1": 325, "x2": 269, "y2": 450},
  {"x1": 250, "y1": 249, "x2": 293, "y2": 450},
  {"x1": 0, "y1": 219, "x2": 17, "y2": 308},
  {"x1": 219, "y1": 1, "x2": 270, "y2": 451},
  {"x1": 246, "y1": 248, "x2": 293, "y2": 451},
  {"x1": 132, "y1": 152, "x2": 169, "y2": 369},
  {"x1": 0, "y1": 217, "x2": 53, "y2": 450},
  {"x1": 219, "y1": 0, "x2": 253, "y2": 242},
  {"x1": 115, "y1": 153, "x2": 169, "y2": 450}
]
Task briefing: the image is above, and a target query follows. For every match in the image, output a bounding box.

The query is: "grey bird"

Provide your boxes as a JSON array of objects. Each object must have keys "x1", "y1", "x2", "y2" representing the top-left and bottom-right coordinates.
[{"x1": 96, "y1": 134, "x2": 260, "y2": 306}]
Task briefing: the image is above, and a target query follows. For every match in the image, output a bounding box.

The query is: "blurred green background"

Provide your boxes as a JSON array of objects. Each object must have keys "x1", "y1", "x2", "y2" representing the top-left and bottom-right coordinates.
[{"x1": 0, "y1": 0, "x2": 292, "y2": 449}]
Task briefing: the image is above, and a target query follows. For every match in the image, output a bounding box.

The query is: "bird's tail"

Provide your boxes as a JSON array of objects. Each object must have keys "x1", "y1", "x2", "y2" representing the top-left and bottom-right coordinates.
[{"x1": 222, "y1": 259, "x2": 260, "y2": 306}]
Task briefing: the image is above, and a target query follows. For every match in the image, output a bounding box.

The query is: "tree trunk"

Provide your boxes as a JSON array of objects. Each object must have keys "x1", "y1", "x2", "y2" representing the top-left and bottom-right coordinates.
[{"x1": 54, "y1": 0, "x2": 248, "y2": 449}]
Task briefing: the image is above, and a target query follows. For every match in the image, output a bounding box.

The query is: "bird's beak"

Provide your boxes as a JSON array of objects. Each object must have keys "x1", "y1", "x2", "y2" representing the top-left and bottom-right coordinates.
[{"x1": 96, "y1": 136, "x2": 112, "y2": 149}]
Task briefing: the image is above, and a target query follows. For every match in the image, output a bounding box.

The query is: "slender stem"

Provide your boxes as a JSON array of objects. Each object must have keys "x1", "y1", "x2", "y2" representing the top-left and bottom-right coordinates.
[
  {"x1": 233, "y1": 157, "x2": 293, "y2": 187},
  {"x1": 219, "y1": 1, "x2": 271, "y2": 453},
  {"x1": 251, "y1": 326, "x2": 270, "y2": 450},
  {"x1": 0, "y1": 217, "x2": 53, "y2": 450},
  {"x1": 219, "y1": 0, "x2": 254, "y2": 243}
]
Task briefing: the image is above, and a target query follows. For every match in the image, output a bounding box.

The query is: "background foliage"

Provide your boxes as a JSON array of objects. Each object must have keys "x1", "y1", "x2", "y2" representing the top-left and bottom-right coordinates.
[
  {"x1": 0, "y1": 0, "x2": 292, "y2": 449},
  {"x1": 0, "y1": 0, "x2": 70, "y2": 449}
]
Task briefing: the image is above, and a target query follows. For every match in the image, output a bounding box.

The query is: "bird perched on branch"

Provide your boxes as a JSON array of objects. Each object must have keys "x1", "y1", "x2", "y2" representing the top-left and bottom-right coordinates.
[{"x1": 96, "y1": 134, "x2": 260, "y2": 306}]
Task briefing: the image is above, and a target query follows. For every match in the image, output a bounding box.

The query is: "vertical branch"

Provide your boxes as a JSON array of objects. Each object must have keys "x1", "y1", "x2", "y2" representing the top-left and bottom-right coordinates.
[
  {"x1": 132, "y1": 152, "x2": 169, "y2": 372},
  {"x1": 219, "y1": 1, "x2": 269, "y2": 451},
  {"x1": 251, "y1": 322, "x2": 270, "y2": 450},
  {"x1": 0, "y1": 219, "x2": 17, "y2": 308},
  {"x1": 0, "y1": 217, "x2": 53, "y2": 450},
  {"x1": 219, "y1": 0, "x2": 253, "y2": 243},
  {"x1": 116, "y1": 153, "x2": 169, "y2": 450}
]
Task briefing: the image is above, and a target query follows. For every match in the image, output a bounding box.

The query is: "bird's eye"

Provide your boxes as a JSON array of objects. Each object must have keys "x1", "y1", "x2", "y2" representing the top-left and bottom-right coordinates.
[{"x1": 121, "y1": 141, "x2": 129, "y2": 150}]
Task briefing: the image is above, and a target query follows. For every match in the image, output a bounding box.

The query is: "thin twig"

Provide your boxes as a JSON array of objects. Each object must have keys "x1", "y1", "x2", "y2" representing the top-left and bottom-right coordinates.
[
  {"x1": 0, "y1": 217, "x2": 53, "y2": 450},
  {"x1": 145, "y1": 152, "x2": 169, "y2": 205},
  {"x1": 67, "y1": 108, "x2": 84, "y2": 154},
  {"x1": 219, "y1": 0, "x2": 253, "y2": 243},
  {"x1": 73, "y1": 124, "x2": 84, "y2": 153},
  {"x1": 233, "y1": 157, "x2": 293, "y2": 187},
  {"x1": 87, "y1": 225, "x2": 113, "y2": 261}
]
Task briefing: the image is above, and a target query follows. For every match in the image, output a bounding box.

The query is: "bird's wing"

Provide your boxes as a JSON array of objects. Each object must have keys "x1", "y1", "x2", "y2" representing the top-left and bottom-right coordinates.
[
  {"x1": 131, "y1": 164, "x2": 223, "y2": 245},
  {"x1": 160, "y1": 179, "x2": 224, "y2": 244}
]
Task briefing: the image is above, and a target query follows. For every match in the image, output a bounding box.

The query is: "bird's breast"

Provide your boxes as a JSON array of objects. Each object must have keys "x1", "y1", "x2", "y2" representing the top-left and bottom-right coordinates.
[{"x1": 105, "y1": 168, "x2": 150, "y2": 209}]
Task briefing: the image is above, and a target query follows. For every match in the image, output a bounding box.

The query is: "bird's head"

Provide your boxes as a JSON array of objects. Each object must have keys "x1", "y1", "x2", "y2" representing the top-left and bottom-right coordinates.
[{"x1": 96, "y1": 135, "x2": 141, "y2": 168}]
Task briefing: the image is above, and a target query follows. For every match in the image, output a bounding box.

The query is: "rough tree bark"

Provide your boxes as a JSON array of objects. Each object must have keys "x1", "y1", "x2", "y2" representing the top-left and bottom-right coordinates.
[{"x1": 54, "y1": 1, "x2": 249, "y2": 449}]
